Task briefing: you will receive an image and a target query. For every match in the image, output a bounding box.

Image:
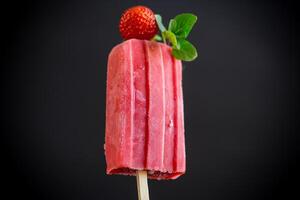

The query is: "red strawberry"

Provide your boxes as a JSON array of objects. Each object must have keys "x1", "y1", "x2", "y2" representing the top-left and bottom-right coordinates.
[{"x1": 119, "y1": 6, "x2": 158, "y2": 40}]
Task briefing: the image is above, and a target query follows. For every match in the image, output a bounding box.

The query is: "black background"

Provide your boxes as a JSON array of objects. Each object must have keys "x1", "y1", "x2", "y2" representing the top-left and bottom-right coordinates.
[{"x1": 2, "y1": 0, "x2": 299, "y2": 199}]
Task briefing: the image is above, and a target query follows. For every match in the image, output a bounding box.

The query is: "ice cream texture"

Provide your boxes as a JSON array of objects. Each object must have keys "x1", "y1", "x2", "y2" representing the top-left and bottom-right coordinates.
[{"x1": 105, "y1": 39, "x2": 185, "y2": 180}]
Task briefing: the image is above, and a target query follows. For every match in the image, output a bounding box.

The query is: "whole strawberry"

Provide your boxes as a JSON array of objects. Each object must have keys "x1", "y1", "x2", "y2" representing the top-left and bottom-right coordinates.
[{"x1": 119, "y1": 6, "x2": 158, "y2": 40}]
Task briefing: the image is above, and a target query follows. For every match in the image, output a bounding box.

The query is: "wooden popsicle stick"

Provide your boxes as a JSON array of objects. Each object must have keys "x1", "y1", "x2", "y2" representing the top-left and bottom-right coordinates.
[{"x1": 136, "y1": 170, "x2": 150, "y2": 200}]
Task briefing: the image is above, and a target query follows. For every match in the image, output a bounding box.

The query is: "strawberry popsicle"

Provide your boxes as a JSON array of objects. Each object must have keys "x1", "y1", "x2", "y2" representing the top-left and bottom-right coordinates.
[{"x1": 105, "y1": 39, "x2": 185, "y2": 180}]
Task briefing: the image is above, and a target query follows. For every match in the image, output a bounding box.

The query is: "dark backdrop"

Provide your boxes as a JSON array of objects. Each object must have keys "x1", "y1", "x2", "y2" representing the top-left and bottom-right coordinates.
[{"x1": 2, "y1": 0, "x2": 299, "y2": 199}]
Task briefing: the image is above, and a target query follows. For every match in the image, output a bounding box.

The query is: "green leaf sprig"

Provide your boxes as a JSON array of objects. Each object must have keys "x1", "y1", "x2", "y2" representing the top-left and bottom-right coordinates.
[{"x1": 154, "y1": 13, "x2": 198, "y2": 61}]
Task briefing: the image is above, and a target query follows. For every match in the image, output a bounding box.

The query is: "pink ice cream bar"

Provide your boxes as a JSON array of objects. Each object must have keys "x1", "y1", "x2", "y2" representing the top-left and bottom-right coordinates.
[{"x1": 105, "y1": 39, "x2": 185, "y2": 180}]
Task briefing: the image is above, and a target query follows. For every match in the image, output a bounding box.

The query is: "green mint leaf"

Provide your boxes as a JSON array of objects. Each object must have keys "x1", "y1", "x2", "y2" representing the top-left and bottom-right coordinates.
[
  {"x1": 172, "y1": 39, "x2": 197, "y2": 61},
  {"x1": 155, "y1": 13, "x2": 198, "y2": 62},
  {"x1": 168, "y1": 19, "x2": 177, "y2": 32},
  {"x1": 152, "y1": 34, "x2": 162, "y2": 41},
  {"x1": 155, "y1": 14, "x2": 166, "y2": 32},
  {"x1": 162, "y1": 31, "x2": 178, "y2": 49},
  {"x1": 171, "y1": 13, "x2": 197, "y2": 38}
]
